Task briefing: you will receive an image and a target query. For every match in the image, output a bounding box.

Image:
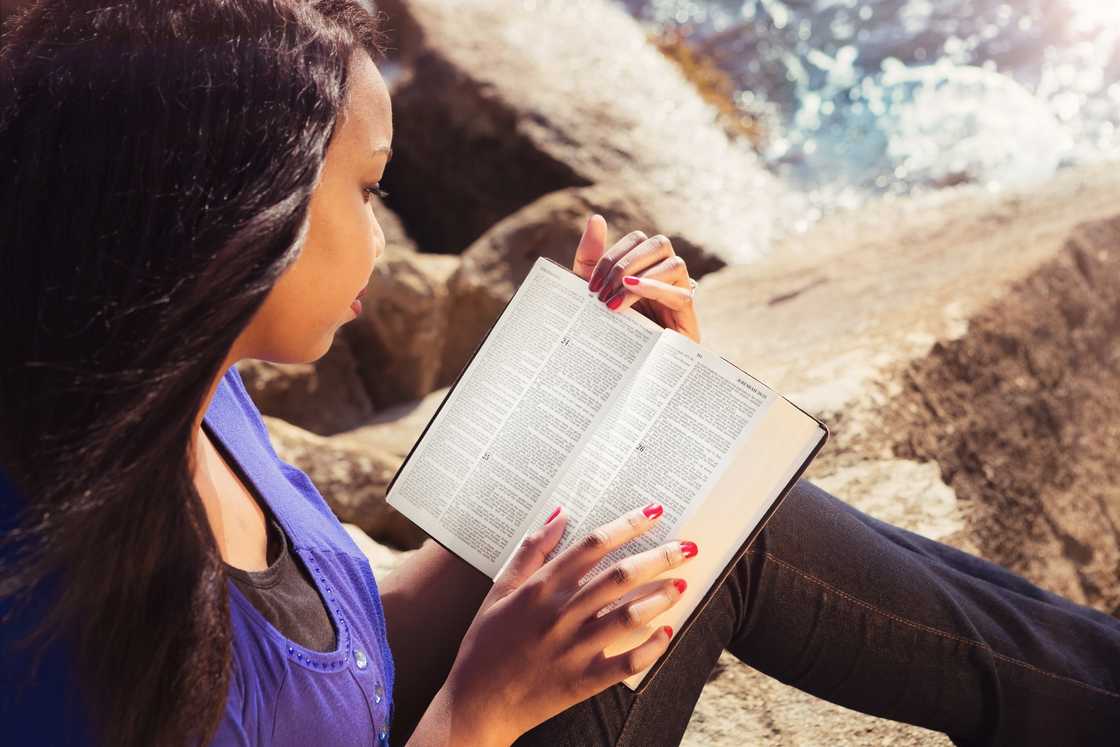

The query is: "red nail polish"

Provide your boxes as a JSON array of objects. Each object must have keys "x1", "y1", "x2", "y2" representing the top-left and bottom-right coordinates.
[
  {"x1": 642, "y1": 502, "x2": 663, "y2": 519},
  {"x1": 588, "y1": 275, "x2": 602, "y2": 293},
  {"x1": 680, "y1": 541, "x2": 698, "y2": 558},
  {"x1": 673, "y1": 579, "x2": 687, "y2": 594},
  {"x1": 545, "y1": 506, "x2": 561, "y2": 525},
  {"x1": 662, "y1": 625, "x2": 673, "y2": 638},
  {"x1": 606, "y1": 295, "x2": 623, "y2": 310},
  {"x1": 623, "y1": 276, "x2": 640, "y2": 286}
]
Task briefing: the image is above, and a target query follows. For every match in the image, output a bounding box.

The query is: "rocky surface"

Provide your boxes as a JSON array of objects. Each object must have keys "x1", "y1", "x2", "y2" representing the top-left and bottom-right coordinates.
[
  {"x1": 343, "y1": 246, "x2": 461, "y2": 409},
  {"x1": 319, "y1": 165, "x2": 1120, "y2": 746},
  {"x1": 372, "y1": 0, "x2": 779, "y2": 266},
  {"x1": 243, "y1": 3, "x2": 1120, "y2": 743},
  {"x1": 236, "y1": 337, "x2": 374, "y2": 436},
  {"x1": 699, "y1": 164, "x2": 1120, "y2": 612},
  {"x1": 675, "y1": 165, "x2": 1120, "y2": 745},
  {"x1": 440, "y1": 183, "x2": 720, "y2": 382}
]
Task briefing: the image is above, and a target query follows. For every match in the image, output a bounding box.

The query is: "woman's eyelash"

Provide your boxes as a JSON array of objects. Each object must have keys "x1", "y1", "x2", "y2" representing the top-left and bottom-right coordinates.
[{"x1": 364, "y1": 183, "x2": 390, "y2": 200}]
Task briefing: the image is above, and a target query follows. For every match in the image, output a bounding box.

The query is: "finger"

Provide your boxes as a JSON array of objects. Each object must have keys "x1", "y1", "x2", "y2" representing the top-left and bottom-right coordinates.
[
  {"x1": 595, "y1": 234, "x2": 673, "y2": 303},
  {"x1": 539, "y1": 501, "x2": 665, "y2": 591},
  {"x1": 629, "y1": 254, "x2": 689, "y2": 287},
  {"x1": 587, "y1": 229, "x2": 648, "y2": 294},
  {"x1": 586, "y1": 623, "x2": 674, "y2": 689},
  {"x1": 603, "y1": 253, "x2": 687, "y2": 309},
  {"x1": 576, "y1": 577, "x2": 686, "y2": 651},
  {"x1": 572, "y1": 214, "x2": 607, "y2": 282},
  {"x1": 604, "y1": 274, "x2": 693, "y2": 314},
  {"x1": 491, "y1": 506, "x2": 568, "y2": 601},
  {"x1": 560, "y1": 538, "x2": 693, "y2": 623}
]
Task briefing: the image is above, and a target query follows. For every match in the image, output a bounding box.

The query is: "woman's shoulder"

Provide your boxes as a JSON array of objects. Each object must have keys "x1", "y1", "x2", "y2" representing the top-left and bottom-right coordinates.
[{"x1": 207, "y1": 365, "x2": 367, "y2": 560}]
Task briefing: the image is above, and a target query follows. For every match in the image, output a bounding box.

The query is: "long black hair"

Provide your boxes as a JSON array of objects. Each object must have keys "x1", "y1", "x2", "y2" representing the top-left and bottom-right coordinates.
[{"x1": 0, "y1": 1, "x2": 387, "y2": 744}]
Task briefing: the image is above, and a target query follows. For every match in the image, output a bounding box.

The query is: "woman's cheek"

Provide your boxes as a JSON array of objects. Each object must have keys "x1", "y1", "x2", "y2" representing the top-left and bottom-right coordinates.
[{"x1": 251, "y1": 281, "x2": 340, "y2": 364}]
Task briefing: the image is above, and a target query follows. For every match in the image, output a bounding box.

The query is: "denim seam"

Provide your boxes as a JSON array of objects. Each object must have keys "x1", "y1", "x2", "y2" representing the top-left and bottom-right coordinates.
[
  {"x1": 614, "y1": 679, "x2": 644, "y2": 745},
  {"x1": 752, "y1": 549, "x2": 1120, "y2": 701}
]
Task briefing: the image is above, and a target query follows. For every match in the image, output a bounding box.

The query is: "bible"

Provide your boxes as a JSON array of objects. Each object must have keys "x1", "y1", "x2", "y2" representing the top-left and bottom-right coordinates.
[{"x1": 385, "y1": 255, "x2": 828, "y2": 692}]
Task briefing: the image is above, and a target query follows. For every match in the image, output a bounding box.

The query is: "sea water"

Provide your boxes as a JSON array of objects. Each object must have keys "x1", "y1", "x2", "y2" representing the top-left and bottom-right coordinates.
[{"x1": 617, "y1": 0, "x2": 1120, "y2": 231}]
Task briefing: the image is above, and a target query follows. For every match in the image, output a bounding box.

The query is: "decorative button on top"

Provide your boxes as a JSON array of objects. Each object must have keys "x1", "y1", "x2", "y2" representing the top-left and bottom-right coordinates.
[
  {"x1": 354, "y1": 649, "x2": 368, "y2": 670},
  {"x1": 373, "y1": 683, "x2": 384, "y2": 704},
  {"x1": 377, "y1": 724, "x2": 389, "y2": 744}
]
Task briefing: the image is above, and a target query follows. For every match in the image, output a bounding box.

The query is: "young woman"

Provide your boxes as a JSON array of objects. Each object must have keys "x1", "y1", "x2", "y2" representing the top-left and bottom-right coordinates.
[{"x1": 1, "y1": 1, "x2": 1117, "y2": 746}]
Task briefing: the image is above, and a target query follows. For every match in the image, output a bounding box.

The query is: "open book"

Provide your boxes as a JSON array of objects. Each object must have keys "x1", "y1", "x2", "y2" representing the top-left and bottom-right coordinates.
[{"x1": 385, "y1": 255, "x2": 828, "y2": 692}]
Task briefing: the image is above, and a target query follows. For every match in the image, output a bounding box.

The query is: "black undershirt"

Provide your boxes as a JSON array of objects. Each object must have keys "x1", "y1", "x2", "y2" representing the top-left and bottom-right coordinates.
[{"x1": 222, "y1": 484, "x2": 337, "y2": 653}]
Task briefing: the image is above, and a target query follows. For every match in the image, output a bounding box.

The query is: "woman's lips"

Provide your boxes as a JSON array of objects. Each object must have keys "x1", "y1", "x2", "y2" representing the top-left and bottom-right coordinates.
[{"x1": 350, "y1": 286, "x2": 368, "y2": 316}]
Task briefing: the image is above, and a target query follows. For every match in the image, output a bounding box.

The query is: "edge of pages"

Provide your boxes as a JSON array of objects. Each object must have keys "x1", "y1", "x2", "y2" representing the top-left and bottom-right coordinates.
[
  {"x1": 383, "y1": 255, "x2": 831, "y2": 692},
  {"x1": 625, "y1": 413, "x2": 828, "y2": 693}
]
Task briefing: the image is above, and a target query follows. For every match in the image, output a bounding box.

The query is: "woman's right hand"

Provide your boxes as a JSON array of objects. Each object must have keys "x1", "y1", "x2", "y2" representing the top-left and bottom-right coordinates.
[{"x1": 440, "y1": 502, "x2": 697, "y2": 744}]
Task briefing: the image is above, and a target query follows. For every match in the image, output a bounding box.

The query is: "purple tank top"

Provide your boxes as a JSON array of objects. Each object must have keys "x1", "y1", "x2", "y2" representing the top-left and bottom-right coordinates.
[{"x1": 206, "y1": 365, "x2": 397, "y2": 746}]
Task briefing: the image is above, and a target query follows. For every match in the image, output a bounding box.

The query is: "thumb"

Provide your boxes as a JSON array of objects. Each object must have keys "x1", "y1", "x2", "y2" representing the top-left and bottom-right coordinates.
[
  {"x1": 488, "y1": 506, "x2": 567, "y2": 603},
  {"x1": 571, "y1": 214, "x2": 607, "y2": 282}
]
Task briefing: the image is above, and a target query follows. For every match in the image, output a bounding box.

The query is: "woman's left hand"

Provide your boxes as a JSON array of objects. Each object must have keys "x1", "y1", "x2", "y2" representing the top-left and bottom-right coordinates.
[{"x1": 570, "y1": 214, "x2": 701, "y2": 344}]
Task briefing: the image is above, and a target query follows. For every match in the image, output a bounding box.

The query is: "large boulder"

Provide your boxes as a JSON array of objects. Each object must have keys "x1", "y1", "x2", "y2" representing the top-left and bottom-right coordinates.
[
  {"x1": 373, "y1": 0, "x2": 780, "y2": 264},
  {"x1": 341, "y1": 246, "x2": 461, "y2": 409},
  {"x1": 344, "y1": 386, "x2": 450, "y2": 459},
  {"x1": 236, "y1": 336, "x2": 374, "y2": 436}
]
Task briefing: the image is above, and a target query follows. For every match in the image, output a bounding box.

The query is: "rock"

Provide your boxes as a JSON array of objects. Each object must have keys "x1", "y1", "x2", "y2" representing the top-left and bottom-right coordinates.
[
  {"x1": 684, "y1": 650, "x2": 950, "y2": 746},
  {"x1": 887, "y1": 215, "x2": 1120, "y2": 612},
  {"x1": 263, "y1": 415, "x2": 428, "y2": 550},
  {"x1": 370, "y1": 193, "x2": 415, "y2": 253},
  {"x1": 345, "y1": 386, "x2": 450, "y2": 459},
  {"x1": 342, "y1": 523, "x2": 418, "y2": 583},
  {"x1": 374, "y1": 0, "x2": 780, "y2": 264},
  {"x1": 342, "y1": 247, "x2": 461, "y2": 409},
  {"x1": 438, "y1": 184, "x2": 720, "y2": 383},
  {"x1": 236, "y1": 336, "x2": 374, "y2": 436},
  {"x1": 700, "y1": 164, "x2": 1120, "y2": 612},
  {"x1": 814, "y1": 459, "x2": 968, "y2": 546}
]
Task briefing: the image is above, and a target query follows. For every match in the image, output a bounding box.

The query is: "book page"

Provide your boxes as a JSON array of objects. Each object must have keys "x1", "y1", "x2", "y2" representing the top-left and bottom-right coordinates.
[
  {"x1": 385, "y1": 257, "x2": 662, "y2": 577},
  {"x1": 539, "y1": 329, "x2": 779, "y2": 586},
  {"x1": 617, "y1": 397, "x2": 825, "y2": 690}
]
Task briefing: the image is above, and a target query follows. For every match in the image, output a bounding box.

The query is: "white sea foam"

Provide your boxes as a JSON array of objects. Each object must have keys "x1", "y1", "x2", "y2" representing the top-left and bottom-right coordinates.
[{"x1": 618, "y1": 0, "x2": 1120, "y2": 233}]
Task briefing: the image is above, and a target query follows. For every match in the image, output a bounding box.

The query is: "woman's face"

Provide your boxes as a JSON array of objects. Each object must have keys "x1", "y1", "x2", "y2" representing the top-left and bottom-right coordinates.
[{"x1": 236, "y1": 50, "x2": 393, "y2": 364}]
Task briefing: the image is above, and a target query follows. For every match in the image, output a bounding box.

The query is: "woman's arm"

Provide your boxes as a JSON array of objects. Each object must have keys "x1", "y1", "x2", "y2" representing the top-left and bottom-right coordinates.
[{"x1": 379, "y1": 538, "x2": 492, "y2": 744}]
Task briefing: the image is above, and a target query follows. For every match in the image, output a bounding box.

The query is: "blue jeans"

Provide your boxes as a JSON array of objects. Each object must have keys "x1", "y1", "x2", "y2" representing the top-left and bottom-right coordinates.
[{"x1": 514, "y1": 480, "x2": 1120, "y2": 745}]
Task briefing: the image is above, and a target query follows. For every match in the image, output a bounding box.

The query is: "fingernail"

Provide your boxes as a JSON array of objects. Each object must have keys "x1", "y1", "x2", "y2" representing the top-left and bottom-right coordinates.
[
  {"x1": 662, "y1": 625, "x2": 673, "y2": 638},
  {"x1": 642, "y1": 502, "x2": 663, "y2": 519},
  {"x1": 679, "y1": 541, "x2": 698, "y2": 558},
  {"x1": 545, "y1": 506, "x2": 561, "y2": 525},
  {"x1": 673, "y1": 579, "x2": 687, "y2": 594},
  {"x1": 623, "y1": 275, "x2": 640, "y2": 286},
  {"x1": 588, "y1": 272, "x2": 602, "y2": 293},
  {"x1": 606, "y1": 294, "x2": 623, "y2": 310}
]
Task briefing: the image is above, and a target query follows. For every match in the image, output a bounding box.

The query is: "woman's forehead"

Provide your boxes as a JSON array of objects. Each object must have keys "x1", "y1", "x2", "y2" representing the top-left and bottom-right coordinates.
[{"x1": 337, "y1": 51, "x2": 393, "y2": 152}]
